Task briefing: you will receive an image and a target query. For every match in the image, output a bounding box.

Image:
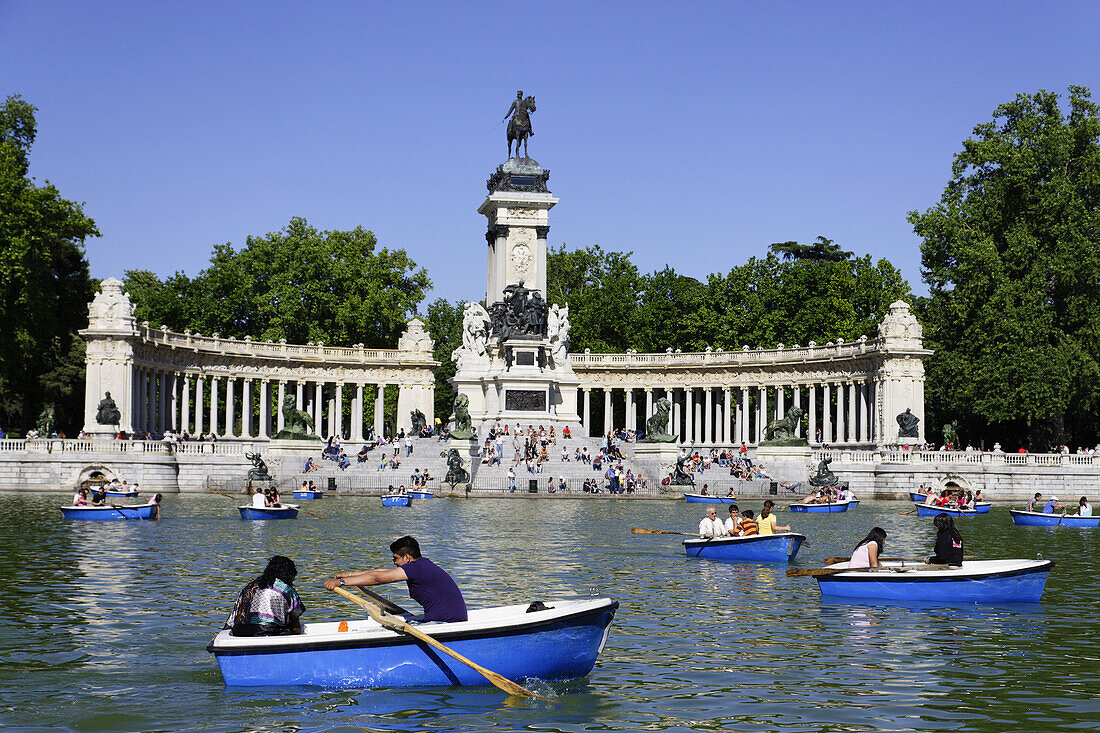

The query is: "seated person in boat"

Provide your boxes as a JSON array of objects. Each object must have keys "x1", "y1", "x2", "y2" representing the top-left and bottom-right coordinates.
[
  {"x1": 926, "y1": 514, "x2": 964, "y2": 566},
  {"x1": 146, "y1": 493, "x2": 162, "y2": 519},
  {"x1": 724, "y1": 505, "x2": 743, "y2": 536},
  {"x1": 974, "y1": 489, "x2": 985, "y2": 504},
  {"x1": 1042, "y1": 496, "x2": 1066, "y2": 514},
  {"x1": 757, "y1": 501, "x2": 790, "y2": 535},
  {"x1": 738, "y1": 510, "x2": 759, "y2": 536},
  {"x1": 90, "y1": 486, "x2": 107, "y2": 506},
  {"x1": 838, "y1": 486, "x2": 854, "y2": 502},
  {"x1": 324, "y1": 536, "x2": 468, "y2": 623},
  {"x1": 1077, "y1": 496, "x2": 1092, "y2": 516},
  {"x1": 849, "y1": 527, "x2": 886, "y2": 568},
  {"x1": 300, "y1": 480, "x2": 309, "y2": 493},
  {"x1": 1026, "y1": 492, "x2": 1043, "y2": 512},
  {"x1": 698, "y1": 506, "x2": 725, "y2": 538},
  {"x1": 72, "y1": 487, "x2": 89, "y2": 506},
  {"x1": 226, "y1": 555, "x2": 305, "y2": 636}
]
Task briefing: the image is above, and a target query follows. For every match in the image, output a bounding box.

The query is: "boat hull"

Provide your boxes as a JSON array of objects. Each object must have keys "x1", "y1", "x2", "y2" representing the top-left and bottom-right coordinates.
[
  {"x1": 912, "y1": 498, "x2": 990, "y2": 514},
  {"x1": 789, "y1": 501, "x2": 856, "y2": 513},
  {"x1": 381, "y1": 495, "x2": 411, "y2": 507},
  {"x1": 1009, "y1": 510, "x2": 1099, "y2": 527},
  {"x1": 815, "y1": 559, "x2": 1053, "y2": 603},
  {"x1": 60, "y1": 504, "x2": 156, "y2": 520},
  {"x1": 104, "y1": 489, "x2": 139, "y2": 498},
  {"x1": 238, "y1": 505, "x2": 299, "y2": 520},
  {"x1": 208, "y1": 598, "x2": 618, "y2": 688},
  {"x1": 683, "y1": 533, "x2": 806, "y2": 562},
  {"x1": 293, "y1": 491, "x2": 324, "y2": 500},
  {"x1": 916, "y1": 504, "x2": 978, "y2": 518},
  {"x1": 408, "y1": 490, "x2": 433, "y2": 499},
  {"x1": 684, "y1": 494, "x2": 738, "y2": 504}
]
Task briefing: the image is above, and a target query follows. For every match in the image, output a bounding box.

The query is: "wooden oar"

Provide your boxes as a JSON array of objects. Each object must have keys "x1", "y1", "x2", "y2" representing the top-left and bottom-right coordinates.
[
  {"x1": 788, "y1": 564, "x2": 951, "y2": 577},
  {"x1": 210, "y1": 488, "x2": 328, "y2": 520},
  {"x1": 356, "y1": 586, "x2": 408, "y2": 615},
  {"x1": 901, "y1": 508, "x2": 917, "y2": 515},
  {"x1": 332, "y1": 586, "x2": 546, "y2": 699},
  {"x1": 631, "y1": 527, "x2": 695, "y2": 536}
]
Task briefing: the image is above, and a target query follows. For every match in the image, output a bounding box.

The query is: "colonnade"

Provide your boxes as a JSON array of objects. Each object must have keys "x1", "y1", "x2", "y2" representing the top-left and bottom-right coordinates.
[
  {"x1": 129, "y1": 368, "x2": 394, "y2": 441},
  {"x1": 578, "y1": 380, "x2": 878, "y2": 446}
]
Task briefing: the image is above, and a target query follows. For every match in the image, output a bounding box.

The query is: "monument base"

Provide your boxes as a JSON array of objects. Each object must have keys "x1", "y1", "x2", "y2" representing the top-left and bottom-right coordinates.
[
  {"x1": 755, "y1": 444, "x2": 814, "y2": 485},
  {"x1": 633, "y1": 442, "x2": 682, "y2": 490},
  {"x1": 445, "y1": 436, "x2": 479, "y2": 491}
]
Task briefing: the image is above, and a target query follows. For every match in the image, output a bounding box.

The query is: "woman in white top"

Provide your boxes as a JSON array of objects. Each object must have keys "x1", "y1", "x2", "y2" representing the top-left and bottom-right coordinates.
[
  {"x1": 848, "y1": 527, "x2": 887, "y2": 569},
  {"x1": 1078, "y1": 496, "x2": 1092, "y2": 516}
]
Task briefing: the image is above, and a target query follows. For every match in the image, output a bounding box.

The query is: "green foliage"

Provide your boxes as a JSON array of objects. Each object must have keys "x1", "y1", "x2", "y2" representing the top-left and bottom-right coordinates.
[
  {"x1": 769, "y1": 235, "x2": 854, "y2": 262},
  {"x1": 124, "y1": 217, "x2": 431, "y2": 348},
  {"x1": 0, "y1": 94, "x2": 98, "y2": 431},
  {"x1": 424, "y1": 297, "x2": 463, "y2": 421},
  {"x1": 546, "y1": 244, "x2": 642, "y2": 353},
  {"x1": 910, "y1": 86, "x2": 1100, "y2": 450}
]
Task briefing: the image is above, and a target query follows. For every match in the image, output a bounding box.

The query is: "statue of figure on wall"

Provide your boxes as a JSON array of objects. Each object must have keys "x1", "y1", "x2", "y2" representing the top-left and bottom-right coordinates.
[
  {"x1": 460, "y1": 302, "x2": 491, "y2": 356},
  {"x1": 36, "y1": 404, "x2": 56, "y2": 436},
  {"x1": 764, "y1": 406, "x2": 805, "y2": 443},
  {"x1": 809, "y1": 456, "x2": 838, "y2": 487},
  {"x1": 245, "y1": 452, "x2": 272, "y2": 482},
  {"x1": 897, "y1": 408, "x2": 920, "y2": 438},
  {"x1": 670, "y1": 454, "x2": 695, "y2": 485},
  {"x1": 642, "y1": 397, "x2": 678, "y2": 443},
  {"x1": 441, "y1": 448, "x2": 470, "y2": 487},
  {"x1": 450, "y1": 394, "x2": 475, "y2": 440},
  {"x1": 273, "y1": 394, "x2": 321, "y2": 441},
  {"x1": 503, "y1": 90, "x2": 536, "y2": 159},
  {"x1": 488, "y1": 280, "x2": 549, "y2": 343},
  {"x1": 410, "y1": 409, "x2": 427, "y2": 435},
  {"x1": 95, "y1": 392, "x2": 121, "y2": 426},
  {"x1": 547, "y1": 304, "x2": 570, "y2": 363}
]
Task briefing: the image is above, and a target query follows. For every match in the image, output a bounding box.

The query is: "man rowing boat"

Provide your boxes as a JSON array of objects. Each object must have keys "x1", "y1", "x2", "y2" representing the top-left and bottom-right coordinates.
[{"x1": 324, "y1": 536, "x2": 467, "y2": 623}]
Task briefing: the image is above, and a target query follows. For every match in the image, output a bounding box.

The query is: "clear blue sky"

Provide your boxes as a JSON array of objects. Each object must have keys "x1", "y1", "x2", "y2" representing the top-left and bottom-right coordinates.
[{"x1": 4, "y1": 1, "x2": 1098, "y2": 306}]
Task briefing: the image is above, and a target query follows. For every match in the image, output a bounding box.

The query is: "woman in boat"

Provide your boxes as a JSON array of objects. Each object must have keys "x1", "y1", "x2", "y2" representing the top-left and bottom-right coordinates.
[
  {"x1": 927, "y1": 513, "x2": 964, "y2": 566},
  {"x1": 1077, "y1": 496, "x2": 1092, "y2": 516},
  {"x1": 72, "y1": 487, "x2": 89, "y2": 506},
  {"x1": 849, "y1": 527, "x2": 886, "y2": 568},
  {"x1": 226, "y1": 555, "x2": 305, "y2": 636},
  {"x1": 146, "y1": 493, "x2": 162, "y2": 520},
  {"x1": 757, "y1": 500, "x2": 791, "y2": 535}
]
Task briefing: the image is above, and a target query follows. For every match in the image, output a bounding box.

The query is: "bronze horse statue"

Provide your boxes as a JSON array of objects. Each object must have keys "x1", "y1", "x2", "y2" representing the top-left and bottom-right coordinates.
[{"x1": 504, "y1": 92, "x2": 536, "y2": 159}]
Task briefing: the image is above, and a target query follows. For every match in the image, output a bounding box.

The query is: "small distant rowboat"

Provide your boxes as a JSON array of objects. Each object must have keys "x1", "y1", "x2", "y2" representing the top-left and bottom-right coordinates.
[
  {"x1": 104, "y1": 488, "x2": 139, "y2": 498},
  {"x1": 61, "y1": 504, "x2": 157, "y2": 520},
  {"x1": 408, "y1": 489, "x2": 433, "y2": 500},
  {"x1": 293, "y1": 490, "x2": 324, "y2": 500},
  {"x1": 812, "y1": 559, "x2": 1054, "y2": 603},
  {"x1": 911, "y1": 497, "x2": 991, "y2": 514},
  {"x1": 238, "y1": 504, "x2": 299, "y2": 520},
  {"x1": 916, "y1": 504, "x2": 978, "y2": 518},
  {"x1": 207, "y1": 597, "x2": 619, "y2": 687},
  {"x1": 684, "y1": 494, "x2": 738, "y2": 504},
  {"x1": 381, "y1": 494, "x2": 411, "y2": 507},
  {"x1": 683, "y1": 533, "x2": 806, "y2": 563},
  {"x1": 789, "y1": 500, "x2": 857, "y2": 513},
  {"x1": 909, "y1": 491, "x2": 933, "y2": 502},
  {"x1": 1009, "y1": 509, "x2": 1100, "y2": 528}
]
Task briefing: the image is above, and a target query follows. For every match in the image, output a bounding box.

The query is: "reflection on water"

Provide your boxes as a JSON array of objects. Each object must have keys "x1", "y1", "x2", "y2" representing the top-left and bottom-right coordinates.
[{"x1": 2, "y1": 493, "x2": 1099, "y2": 732}]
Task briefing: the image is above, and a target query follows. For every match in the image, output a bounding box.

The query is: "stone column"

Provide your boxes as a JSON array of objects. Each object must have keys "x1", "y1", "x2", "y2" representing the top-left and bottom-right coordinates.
[
  {"x1": 335, "y1": 383, "x2": 344, "y2": 439},
  {"x1": 582, "y1": 389, "x2": 591, "y2": 433},
  {"x1": 808, "y1": 384, "x2": 817, "y2": 444},
  {"x1": 793, "y1": 385, "x2": 802, "y2": 437},
  {"x1": 625, "y1": 389, "x2": 635, "y2": 432},
  {"x1": 822, "y1": 383, "x2": 831, "y2": 444},
  {"x1": 374, "y1": 384, "x2": 385, "y2": 439},
  {"x1": 602, "y1": 389, "x2": 612, "y2": 435},
  {"x1": 777, "y1": 386, "x2": 785, "y2": 420},
  {"x1": 722, "y1": 388, "x2": 731, "y2": 444},
  {"x1": 353, "y1": 383, "x2": 364, "y2": 441},
  {"x1": 181, "y1": 376, "x2": 191, "y2": 433},
  {"x1": 758, "y1": 387, "x2": 768, "y2": 444},
  {"x1": 157, "y1": 372, "x2": 167, "y2": 434},
  {"x1": 295, "y1": 381, "x2": 304, "y2": 410},
  {"x1": 243, "y1": 379, "x2": 252, "y2": 438},
  {"x1": 194, "y1": 375, "x2": 205, "y2": 436},
  {"x1": 210, "y1": 376, "x2": 220, "y2": 437},
  {"x1": 863, "y1": 380, "x2": 872, "y2": 443},
  {"x1": 848, "y1": 381, "x2": 857, "y2": 443},
  {"x1": 226, "y1": 378, "x2": 236, "y2": 438},
  {"x1": 740, "y1": 387, "x2": 749, "y2": 444},
  {"x1": 645, "y1": 389, "x2": 653, "y2": 424},
  {"x1": 685, "y1": 389, "x2": 694, "y2": 443},
  {"x1": 860, "y1": 381, "x2": 869, "y2": 444},
  {"x1": 314, "y1": 383, "x2": 323, "y2": 436},
  {"x1": 704, "y1": 388, "x2": 713, "y2": 444},
  {"x1": 276, "y1": 381, "x2": 286, "y2": 432}
]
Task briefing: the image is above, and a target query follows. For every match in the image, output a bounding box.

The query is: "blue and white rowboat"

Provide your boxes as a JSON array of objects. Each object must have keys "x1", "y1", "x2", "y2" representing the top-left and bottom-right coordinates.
[
  {"x1": 909, "y1": 491, "x2": 933, "y2": 502},
  {"x1": 683, "y1": 533, "x2": 806, "y2": 563},
  {"x1": 238, "y1": 504, "x2": 299, "y2": 520},
  {"x1": 1009, "y1": 509, "x2": 1100, "y2": 528},
  {"x1": 293, "y1": 490, "x2": 324, "y2": 500},
  {"x1": 912, "y1": 497, "x2": 991, "y2": 513},
  {"x1": 916, "y1": 504, "x2": 979, "y2": 518},
  {"x1": 104, "y1": 488, "x2": 139, "y2": 498},
  {"x1": 207, "y1": 597, "x2": 618, "y2": 688},
  {"x1": 60, "y1": 504, "x2": 157, "y2": 520},
  {"x1": 684, "y1": 494, "x2": 738, "y2": 504},
  {"x1": 813, "y1": 559, "x2": 1053, "y2": 603},
  {"x1": 789, "y1": 500, "x2": 857, "y2": 513},
  {"x1": 408, "y1": 489, "x2": 433, "y2": 500},
  {"x1": 382, "y1": 494, "x2": 412, "y2": 507}
]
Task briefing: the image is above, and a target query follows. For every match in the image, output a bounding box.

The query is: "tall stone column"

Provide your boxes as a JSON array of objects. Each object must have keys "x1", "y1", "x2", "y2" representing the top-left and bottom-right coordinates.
[
  {"x1": 808, "y1": 384, "x2": 817, "y2": 443},
  {"x1": 722, "y1": 388, "x2": 731, "y2": 444},
  {"x1": 259, "y1": 380, "x2": 271, "y2": 438},
  {"x1": 863, "y1": 380, "x2": 872, "y2": 443},
  {"x1": 134, "y1": 370, "x2": 144, "y2": 432},
  {"x1": 295, "y1": 381, "x2": 303, "y2": 410},
  {"x1": 793, "y1": 385, "x2": 802, "y2": 437},
  {"x1": 740, "y1": 387, "x2": 749, "y2": 444},
  {"x1": 822, "y1": 383, "x2": 831, "y2": 444},
  {"x1": 757, "y1": 387, "x2": 768, "y2": 444},
  {"x1": 312, "y1": 383, "x2": 322, "y2": 437},
  {"x1": 645, "y1": 388, "x2": 653, "y2": 424},
  {"x1": 704, "y1": 388, "x2": 713, "y2": 444},
  {"x1": 242, "y1": 379, "x2": 253, "y2": 438},
  {"x1": 210, "y1": 376, "x2": 220, "y2": 437},
  {"x1": 181, "y1": 376, "x2": 191, "y2": 433},
  {"x1": 352, "y1": 383, "x2": 364, "y2": 441},
  {"x1": 226, "y1": 378, "x2": 236, "y2": 438},
  {"x1": 625, "y1": 389, "x2": 635, "y2": 431},
  {"x1": 603, "y1": 389, "x2": 612, "y2": 435},
  {"x1": 776, "y1": 386, "x2": 785, "y2": 420},
  {"x1": 276, "y1": 381, "x2": 286, "y2": 432},
  {"x1": 158, "y1": 372, "x2": 167, "y2": 434},
  {"x1": 335, "y1": 383, "x2": 344, "y2": 439},
  {"x1": 194, "y1": 375, "x2": 205, "y2": 436},
  {"x1": 373, "y1": 384, "x2": 385, "y2": 439},
  {"x1": 848, "y1": 381, "x2": 857, "y2": 443},
  {"x1": 685, "y1": 389, "x2": 694, "y2": 443},
  {"x1": 582, "y1": 389, "x2": 591, "y2": 434}
]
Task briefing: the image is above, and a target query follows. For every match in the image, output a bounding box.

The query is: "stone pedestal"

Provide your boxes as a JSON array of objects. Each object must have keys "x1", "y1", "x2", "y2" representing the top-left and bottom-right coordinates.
[
  {"x1": 633, "y1": 442, "x2": 682, "y2": 489},
  {"x1": 754, "y1": 444, "x2": 814, "y2": 484}
]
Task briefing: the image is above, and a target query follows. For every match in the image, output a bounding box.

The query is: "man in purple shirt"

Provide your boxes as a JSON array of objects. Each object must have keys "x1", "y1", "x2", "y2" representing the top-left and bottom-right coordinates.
[{"x1": 324, "y1": 536, "x2": 467, "y2": 622}]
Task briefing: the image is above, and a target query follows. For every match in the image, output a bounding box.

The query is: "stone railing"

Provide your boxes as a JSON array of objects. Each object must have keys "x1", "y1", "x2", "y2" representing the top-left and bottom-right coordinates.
[
  {"x1": 138, "y1": 324, "x2": 419, "y2": 364},
  {"x1": 570, "y1": 337, "x2": 878, "y2": 368},
  {"x1": 0, "y1": 439, "x2": 254, "y2": 456},
  {"x1": 812, "y1": 449, "x2": 1100, "y2": 467}
]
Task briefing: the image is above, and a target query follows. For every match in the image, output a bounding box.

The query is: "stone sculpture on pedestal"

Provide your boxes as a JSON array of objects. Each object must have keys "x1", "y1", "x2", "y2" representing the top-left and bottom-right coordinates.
[
  {"x1": 273, "y1": 395, "x2": 321, "y2": 441},
  {"x1": 547, "y1": 304, "x2": 570, "y2": 365},
  {"x1": 763, "y1": 406, "x2": 806, "y2": 445},
  {"x1": 642, "y1": 397, "x2": 678, "y2": 443},
  {"x1": 449, "y1": 394, "x2": 475, "y2": 440},
  {"x1": 897, "y1": 408, "x2": 920, "y2": 439},
  {"x1": 809, "y1": 456, "x2": 839, "y2": 487},
  {"x1": 95, "y1": 392, "x2": 121, "y2": 426}
]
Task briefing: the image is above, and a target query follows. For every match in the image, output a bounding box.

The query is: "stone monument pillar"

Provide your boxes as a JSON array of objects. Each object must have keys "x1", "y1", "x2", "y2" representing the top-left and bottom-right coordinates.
[
  {"x1": 394, "y1": 318, "x2": 437, "y2": 433},
  {"x1": 874, "y1": 300, "x2": 932, "y2": 446},
  {"x1": 450, "y1": 158, "x2": 581, "y2": 432},
  {"x1": 80, "y1": 278, "x2": 138, "y2": 436}
]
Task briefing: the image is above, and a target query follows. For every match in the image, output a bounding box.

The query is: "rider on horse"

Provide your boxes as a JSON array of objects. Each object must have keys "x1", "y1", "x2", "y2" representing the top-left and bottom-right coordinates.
[{"x1": 503, "y1": 90, "x2": 536, "y2": 158}]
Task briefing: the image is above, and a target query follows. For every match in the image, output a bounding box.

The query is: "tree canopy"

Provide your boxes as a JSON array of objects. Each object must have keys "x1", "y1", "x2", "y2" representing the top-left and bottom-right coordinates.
[
  {"x1": 910, "y1": 85, "x2": 1100, "y2": 450},
  {"x1": 0, "y1": 94, "x2": 98, "y2": 432}
]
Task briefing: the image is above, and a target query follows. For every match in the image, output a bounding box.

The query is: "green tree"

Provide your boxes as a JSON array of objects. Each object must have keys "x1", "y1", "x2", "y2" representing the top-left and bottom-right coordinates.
[
  {"x1": 769, "y1": 235, "x2": 854, "y2": 262},
  {"x1": 632, "y1": 267, "x2": 712, "y2": 352},
  {"x1": 0, "y1": 95, "x2": 98, "y2": 432},
  {"x1": 546, "y1": 244, "x2": 643, "y2": 353},
  {"x1": 910, "y1": 86, "x2": 1100, "y2": 450},
  {"x1": 424, "y1": 297, "x2": 463, "y2": 421}
]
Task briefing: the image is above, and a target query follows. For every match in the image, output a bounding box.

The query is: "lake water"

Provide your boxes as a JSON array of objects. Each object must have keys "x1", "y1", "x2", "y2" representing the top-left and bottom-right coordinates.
[{"x1": 2, "y1": 493, "x2": 1098, "y2": 732}]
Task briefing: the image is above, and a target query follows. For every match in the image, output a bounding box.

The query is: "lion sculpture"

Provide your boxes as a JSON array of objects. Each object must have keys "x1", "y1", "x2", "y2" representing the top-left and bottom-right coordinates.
[
  {"x1": 764, "y1": 405, "x2": 805, "y2": 442},
  {"x1": 642, "y1": 397, "x2": 678, "y2": 443}
]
